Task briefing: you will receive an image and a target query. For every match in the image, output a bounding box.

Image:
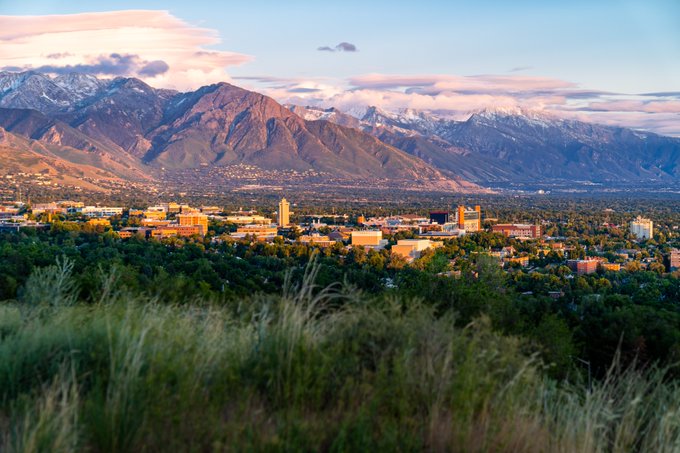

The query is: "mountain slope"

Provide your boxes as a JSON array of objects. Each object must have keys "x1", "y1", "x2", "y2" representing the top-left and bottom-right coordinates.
[
  {"x1": 0, "y1": 126, "x2": 130, "y2": 191},
  {"x1": 292, "y1": 105, "x2": 680, "y2": 184},
  {"x1": 0, "y1": 72, "x2": 481, "y2": 191}
]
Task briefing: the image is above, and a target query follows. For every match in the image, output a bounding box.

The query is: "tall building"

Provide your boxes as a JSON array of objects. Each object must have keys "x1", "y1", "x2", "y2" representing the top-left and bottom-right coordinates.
[
  {"x1": 671, "y1": 249, "x2": 680, "y2": 270},
  {"x1": 278, "y1": 198, "x2": 290, "y2": 227},
  {"x1": 177, "y1": 212, "x2": 209, "y2": 235},
  {"x1": 456, "y1": 205, "x2": 482, "y2": 232},
  {"x1": 630, "y1": 216, "x2": 653, "y2": 240}
]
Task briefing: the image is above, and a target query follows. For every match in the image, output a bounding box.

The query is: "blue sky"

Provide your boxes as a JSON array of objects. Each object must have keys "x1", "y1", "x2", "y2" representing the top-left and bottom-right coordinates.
[{"x1": 1, "y1": 0, "x2": 679, "y2": 134}]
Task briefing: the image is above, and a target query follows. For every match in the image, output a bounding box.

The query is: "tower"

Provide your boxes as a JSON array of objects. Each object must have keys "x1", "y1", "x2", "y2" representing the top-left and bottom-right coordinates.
[
  {"x1": 457, "y1": 205, "x2": 465, "y2": 229},
  {"x1": 475, "y1": 205, "x2": 481, "y2": 231},
  {"x1": 278, "y1": 198, "x2": 290, "y2": 227}
]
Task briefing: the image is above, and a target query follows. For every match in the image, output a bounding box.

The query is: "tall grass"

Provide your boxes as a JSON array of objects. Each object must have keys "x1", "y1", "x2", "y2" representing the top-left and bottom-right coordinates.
[{"x1": 1, "y1": 258, "x2": 680, "y2": 451}]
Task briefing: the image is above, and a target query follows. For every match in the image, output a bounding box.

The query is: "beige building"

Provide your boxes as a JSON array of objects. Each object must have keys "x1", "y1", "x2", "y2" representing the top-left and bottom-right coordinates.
[
  {"x1": 391, "y1": 239, "x2": 441, "y2": 261},
  {"x1": 351, "y1": 230, "x2": 388, "y2": 249},
  {"x1": 225, "y1": 214, "x2": 271, "y2": 225},
  {"x1": 299, "y1": 235, "x2": 336, "y2": 247},
  {"x1": 671, "y1": 249, "x2": 680, "y2": 270},
  {"x1": 178, "y1": 212, "x2": 209, "y2": 235},
  {"x1": 278, "y1": 198, "x2": 290, "y2": 227},
  {"x1": 630, "y1": 216, "x2": 653, "y2": 240}
]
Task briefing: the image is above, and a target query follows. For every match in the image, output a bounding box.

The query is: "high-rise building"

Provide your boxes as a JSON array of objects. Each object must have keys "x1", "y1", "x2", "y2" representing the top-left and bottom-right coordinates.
[
  {"x1": 456, "y1": 205, "x2": 482, "y2": 232},
  {"x1": 278, "y1": 198, "x2": 290, "y2": 227},
  {"x1": 177, "y1": 212, "x2": 209, "y2": 235},
  {"x1": 630, "y1": 216, "x2": 653, "y2": 240}
]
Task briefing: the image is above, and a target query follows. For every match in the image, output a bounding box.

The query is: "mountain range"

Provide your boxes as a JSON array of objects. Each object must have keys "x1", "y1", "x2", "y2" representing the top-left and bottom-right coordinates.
[
  {"x1": 1, "y1": 71, "x2": 679, "y2": 194},
  {"x1": 289, "y1": 105, "x2": 680, "y2": 185}
]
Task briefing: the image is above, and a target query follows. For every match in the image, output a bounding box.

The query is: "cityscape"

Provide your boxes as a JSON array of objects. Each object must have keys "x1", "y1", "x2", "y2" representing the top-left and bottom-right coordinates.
[{"x1": 1, "y1": 1, "x2": 679, "y2": 451}]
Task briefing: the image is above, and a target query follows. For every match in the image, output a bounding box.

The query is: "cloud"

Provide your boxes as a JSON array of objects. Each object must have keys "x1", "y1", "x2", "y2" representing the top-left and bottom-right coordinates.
[
  {"x1": 318, "y1": 42, "x2": 358, "y2": 52},
  {"x1": 139, "y1": 60, "x2": 170, "y2": 77},
  {"x1": 28, "y1": 53, "x2": 170, "y2": 78},
  {"x1": 0, "y1": 10, "x2": 252, "y2": 90},
  {"x1": 45, "y1": 52, "x2": 73, "y2": 60},
  {"x1": 508, "y1": 66, "x2": 533, "y2": 73},
  {"x1": 247, "y1": 72, "x2": 680, "y2": 136}
]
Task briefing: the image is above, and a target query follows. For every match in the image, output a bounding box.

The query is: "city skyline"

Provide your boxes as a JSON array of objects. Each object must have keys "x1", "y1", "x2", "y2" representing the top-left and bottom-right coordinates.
[{"x1": 0, "y1": 1, "x2": 678, "y2": 135}]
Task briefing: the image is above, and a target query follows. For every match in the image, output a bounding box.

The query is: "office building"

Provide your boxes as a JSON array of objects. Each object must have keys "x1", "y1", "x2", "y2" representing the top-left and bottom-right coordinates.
[
  {"x1": 630, "y1": 216, "x2": 653, "y2": 240},
  {"x1": 671, "y1": 249, "x2": 680, "y2": 270},
  {"x1": 351, "y1": 230, "x2": 388, "y2": 249},
  {"x1": 299, "y1": 235, "x2": 337, "y2": 247},
  {"x1": 492, "y1": 224, "x2": 542, "y2": 239},
  {"x1": 224, "y1": 214, "x2": 271, "y2": 225},
  {"x1": 152, "y1": 225, "x2": 202, "y2": 239},
  {"x1": 80, "y1": 206, "x2": 124, "y2": 218},
  {"x1": 456, "y1": 205, "x2": 482, "y2": 232},
  {"x1": 429, "y1": 211, "x2": 449, "y2": 225},
  {"x1": 567, "y1": 259, "x2": 599, "y2": 275},
  {"x1": 391, "y1": 239, "x2": 441, "y2": 261},
  {"x1": 278, "y1": 198, "x2": 290, "y2": 227},
  {"x1": 177, "y1": 212, "x2": 209, "y2": 235}
]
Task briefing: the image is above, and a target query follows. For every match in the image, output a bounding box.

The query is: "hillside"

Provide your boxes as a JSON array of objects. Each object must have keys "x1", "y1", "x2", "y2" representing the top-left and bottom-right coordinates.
[{"x1": 0, "y1": 72, "x2": 481, "y2": 192}]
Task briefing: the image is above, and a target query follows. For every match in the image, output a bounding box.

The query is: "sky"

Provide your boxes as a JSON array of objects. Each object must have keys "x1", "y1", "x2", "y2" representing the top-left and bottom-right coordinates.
[{"x1": 0, "y1": 0, "x2": 679, "y2": 135}]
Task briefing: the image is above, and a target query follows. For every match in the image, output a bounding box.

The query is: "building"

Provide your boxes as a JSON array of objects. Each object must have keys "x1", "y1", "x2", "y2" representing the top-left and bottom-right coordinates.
[
  {"x1": 456, "y1": 205, "x2": 482, "y2": 232},
  {"x1": 601, "y1": 262, "x2": 621, "y2": 272},
  {"x1": 299, "y1": 235, "x2": 337, "y2": 247},
  {"x1": 278, "y1": 198, "x2": 290, "y2": 227},
  {"x1": 429, "y1": 211, "x2": 449, "y2": 225},
  {"x1": 200, "y1": 206, "x2": 222, "y2": 215},
  {"x1": 86, "y1": 218, "x2": 111, "y2": 228},
  {"x1": 177, "y1": 212, "x2": 209, "y2": 235},
  {"x1": 118, "y1": 227, "x2": 152, "y2": 239},
  {"x1": 630, "y1": 216, "x2": 653, "y2": 240},
  {"x1": 567, "y1": 259, "x2": 599, "y2": 275},
  {"x1": 80, "y1": 206, "x2": 124, "y2": 218},
  {"x1": 143, "y1": 210, "x2": 167, "y2": 220},
  {"x1": 233, "y1": 224, "x2": 279, "y2": 240},
  {"x1": 32, "y1": 202, "x2": 66, "y2": 215},
  {"x1": 224, "y1": 214, "x2": 271, "y2": 225},
  {"x1": 391, "y1": 239, "x2": 441, "y2": 261},
  {"x1": 506, "y1": 256, "x2": 530, "y2": 267},
  {"x1": 152, "y1": 225, "x2": 202, "y2": 239},
  {"x1": 351, "y1": 230, "x2": 388, "y2": 249},
  {"x1": 670, "y1": 249, "x2": 680, "y2": 270},
  {"x1": 492, "y1": 224, "x2": 542, "y2": 239}
]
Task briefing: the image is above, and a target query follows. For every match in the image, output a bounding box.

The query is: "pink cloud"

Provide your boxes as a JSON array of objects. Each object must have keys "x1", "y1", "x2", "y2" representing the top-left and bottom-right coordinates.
[{"x1": 0, "y1": 10, "x2": 252, "y2": 90}]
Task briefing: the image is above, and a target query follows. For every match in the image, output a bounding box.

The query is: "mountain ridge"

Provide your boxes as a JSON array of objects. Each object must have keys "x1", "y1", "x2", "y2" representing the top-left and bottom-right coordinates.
[{"x1": 290, "y1": 104, "x2": 680, "y2": 184}]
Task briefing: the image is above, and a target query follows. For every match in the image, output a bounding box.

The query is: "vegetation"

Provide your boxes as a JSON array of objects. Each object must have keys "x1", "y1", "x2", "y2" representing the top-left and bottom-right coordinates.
[
  {"x1": 1, "y1": 194, "x2": 679, "y2": 450},
  {"x1": 2, "y1": 258, "x2": 680, "y2": 452}
]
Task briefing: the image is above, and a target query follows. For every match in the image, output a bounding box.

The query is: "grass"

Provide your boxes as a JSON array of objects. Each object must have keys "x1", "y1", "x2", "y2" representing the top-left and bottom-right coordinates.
[{"x1": 1, "y1": 260, "x2": 680, "y2": 451}]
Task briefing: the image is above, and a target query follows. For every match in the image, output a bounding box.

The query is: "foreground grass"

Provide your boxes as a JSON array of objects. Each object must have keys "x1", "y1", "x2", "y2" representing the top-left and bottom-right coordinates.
[{"x1": 1, "y1": 261, "x2": 680, "y2": 452}]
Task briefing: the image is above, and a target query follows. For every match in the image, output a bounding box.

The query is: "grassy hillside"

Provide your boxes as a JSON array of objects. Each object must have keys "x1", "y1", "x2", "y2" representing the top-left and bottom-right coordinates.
[{"x1": 1, "y1": 259, "x2": 680, "y2": 452}]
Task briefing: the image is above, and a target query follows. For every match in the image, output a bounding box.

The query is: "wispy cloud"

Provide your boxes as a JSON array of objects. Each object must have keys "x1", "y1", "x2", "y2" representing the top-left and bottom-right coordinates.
[
  {"x1": 248, "y1": 72, "x2": 680, "y2": 136},
  {"x1": 318, "y1": 42, "x2": 358, "y2": 52},
  {"x1": 0, "y1": 10, "x2": 252, "y2": 90}
]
